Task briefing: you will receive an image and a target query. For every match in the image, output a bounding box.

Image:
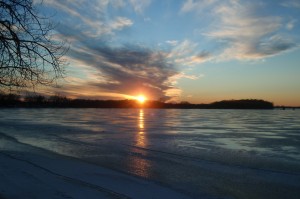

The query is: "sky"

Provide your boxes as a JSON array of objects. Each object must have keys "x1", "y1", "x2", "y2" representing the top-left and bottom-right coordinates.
[{"x1": 38, "y1": 0, "x2": 300, "y2": 106}]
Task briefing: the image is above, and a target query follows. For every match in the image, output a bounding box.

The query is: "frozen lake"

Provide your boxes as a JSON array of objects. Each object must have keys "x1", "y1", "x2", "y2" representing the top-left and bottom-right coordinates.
[{"x1": 0, "y1": 108, "x2": 300, "y2": 198}]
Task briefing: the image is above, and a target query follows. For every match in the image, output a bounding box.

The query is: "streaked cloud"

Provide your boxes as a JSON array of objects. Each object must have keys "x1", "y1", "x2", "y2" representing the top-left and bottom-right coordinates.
[
  {"x1": 205, "y1": 1, "x2": 297, "y2": 60},
  {"x1": 45, "y1": 0, "x2": 133, "y2": 38},
  {"x1": 180, "y1": 0, "x2": 299, "y2": 61},
  {"x1": 165, "y1": 40, "x2": 179, "y2": 46},
  {"x1": 281, "y1": 0, "x2": 300, "y2": 9},
  {"x1": 168, "y1": 40, "x2": 211, "y2": 66},
  {"x1": 58, "y1": 33, "x2": 180, "y2": 100},
  {"x1": 110, "y1": 17, "x2": 133, "y2": 31},
  {"x1": 184, "y1": 51, "x2": 211, "y2": 65},
  {"x1": 166, "y1": 72, "x2": 202, "y2": 84},
  {"x1": 180, "y1": 0, "x2": 218, "y2": 13},
  {"x1": 129, "y1": 0, "x2": 151, "y2": 14}
]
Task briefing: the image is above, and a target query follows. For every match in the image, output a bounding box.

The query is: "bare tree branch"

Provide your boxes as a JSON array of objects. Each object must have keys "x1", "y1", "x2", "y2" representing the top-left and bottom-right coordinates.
[{"x1": 0, "y1": 0, "x2": 67, "y2": 90}]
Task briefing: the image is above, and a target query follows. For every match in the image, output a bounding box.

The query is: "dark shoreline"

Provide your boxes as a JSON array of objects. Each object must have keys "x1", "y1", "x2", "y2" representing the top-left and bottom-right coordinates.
[{"x1": 0, "y1": 94, "x2": 275, "y2": 109}]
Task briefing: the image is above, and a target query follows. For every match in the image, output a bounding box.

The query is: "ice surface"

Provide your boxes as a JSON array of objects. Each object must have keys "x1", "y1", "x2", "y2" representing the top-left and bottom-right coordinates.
[
  {"x1": 0, "y1": 108, "x2": 300, "y2": 199},
  {"x1": 0, "y1": 130, "x2": 192, "y2": 199}
]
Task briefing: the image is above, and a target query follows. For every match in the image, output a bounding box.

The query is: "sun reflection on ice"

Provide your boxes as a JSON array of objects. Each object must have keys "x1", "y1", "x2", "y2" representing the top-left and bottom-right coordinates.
[
  {"x1": 136, "y1": 109, "x2": 146, "y2": 148},
  {"x1": 130, "y1": 109, "x2": 151, "y2": 177},
  {"x1": 139, "y1": 109, "x2": 144, "y2": 130}
]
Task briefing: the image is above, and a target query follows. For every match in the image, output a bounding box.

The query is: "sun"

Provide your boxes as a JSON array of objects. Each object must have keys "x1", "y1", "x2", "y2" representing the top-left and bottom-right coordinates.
[{"x1": 136, "y1": 95, "x2": 146, "y2": 103}]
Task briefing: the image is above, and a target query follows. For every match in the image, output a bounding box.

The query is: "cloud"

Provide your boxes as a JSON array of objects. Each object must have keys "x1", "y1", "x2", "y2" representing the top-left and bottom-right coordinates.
[
  {"x1": 166, "y1": 71, "x2": 203, "y2": 84},
  {"x1": 90, "y1": 46, "x2": 178, "y2": 100},
  {"x1": 164, "y1": 88, "x2": 182, "y2": 102},
  {"x1": 168, "y1": 40, "x2": 211, "y2": 66},
  {"x1": 129, "y1": 0, "x2": 151, "y2": 14},
  {"x1": 45, "y1": 0, "x2": 133, "y2": 37},
  {"x1": 281, "y1": 0, "x2": 300, "y2": 9},
  {"x1": 165, "y1": 40, "x2": 178, "y2": 46},
  {"x1": 168, "y1": 40, "x2": 198, "y2": 59},
  {"x1": 256, "y1": 35, "x2": 296, "y2": 56},
  {"x1": 109, "y1": 17, "x2": 133, "y2": 31},
  {"x1": 186, "y1": 51, "x2": 212, "y2": 65},
  {"x1": 44, "y1": 0, "x2": 187, "y2": 101},
  {"x1": 206, "y1": 0, "x2": 297, "y2": 60},
  {"x1": 180, "y1": 0, "x2": 218, "y2": 13},
  {"x1": 286, "y1": 19, "x2": 297, "y2": 30},
  {"x1": 180, "y1": 0, "x2": 299, "y2": 61},
  {"x1": 44, "y1": 0, "x2": 208, "y2": 101},
  {"x1": 58, "y1": 31, "x2": 181, "y2": 100}
]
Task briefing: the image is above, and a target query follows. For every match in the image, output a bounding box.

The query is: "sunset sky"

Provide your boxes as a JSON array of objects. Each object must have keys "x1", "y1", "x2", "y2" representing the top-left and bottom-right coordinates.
[{"x1": 39, "y1": 0, "x2": 300, "y2": 106}]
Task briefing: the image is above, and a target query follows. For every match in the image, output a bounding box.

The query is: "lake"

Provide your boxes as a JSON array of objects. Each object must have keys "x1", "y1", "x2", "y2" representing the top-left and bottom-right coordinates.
[{"x1": 0, "y1": 108, "x2": 300, "y2": 199}]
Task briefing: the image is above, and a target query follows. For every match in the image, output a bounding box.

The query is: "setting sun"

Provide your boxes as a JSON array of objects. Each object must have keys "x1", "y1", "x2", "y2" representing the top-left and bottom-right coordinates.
[{"x1": 136, "y1": 95, "x2": 146, "y2": 103}]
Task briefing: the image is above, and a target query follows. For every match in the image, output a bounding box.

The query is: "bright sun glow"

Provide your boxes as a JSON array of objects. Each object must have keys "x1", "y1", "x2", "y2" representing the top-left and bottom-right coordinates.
[{"x1": 136, "y1": 95, "x2": 146, "y2": 103}]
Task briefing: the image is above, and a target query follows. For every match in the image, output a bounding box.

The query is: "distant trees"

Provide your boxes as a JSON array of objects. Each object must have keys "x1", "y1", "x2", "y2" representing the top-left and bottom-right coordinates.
[
  {"x1": 0, "y1": 92, "x2": 20, "y2": 106},
  {"x1": 0, "y1": 93, "x2": 275, "y2": 109},
  {"x1": 24, "y1": 94, "x2": 45, "y2": 105},
  {"x1": 210, "y1": 99, "x2": 274, "y2": 109},
  {"x1": 0, "y1": 0, "x2": 66, "y2": 90}
]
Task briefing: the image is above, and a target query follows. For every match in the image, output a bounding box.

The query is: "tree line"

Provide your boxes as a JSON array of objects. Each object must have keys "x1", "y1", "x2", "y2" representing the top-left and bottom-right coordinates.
[{"x1": 0, "y1": 93, "x2": 274, "y2": 109}]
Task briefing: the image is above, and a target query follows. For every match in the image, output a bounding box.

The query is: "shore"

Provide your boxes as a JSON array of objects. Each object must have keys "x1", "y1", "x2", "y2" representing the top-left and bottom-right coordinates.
[{"x1": 0, "y1": 133, "x2": 192, "y2": 199}]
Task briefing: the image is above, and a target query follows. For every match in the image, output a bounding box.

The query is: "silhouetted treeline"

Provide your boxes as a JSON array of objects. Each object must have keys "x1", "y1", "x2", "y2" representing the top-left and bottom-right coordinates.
[
  {"x1": 0, "y1": 93, "x2": 275, "y2": 109},
  {"x1": 209, "y1": 99, "x2": 274, "y2": 109}
]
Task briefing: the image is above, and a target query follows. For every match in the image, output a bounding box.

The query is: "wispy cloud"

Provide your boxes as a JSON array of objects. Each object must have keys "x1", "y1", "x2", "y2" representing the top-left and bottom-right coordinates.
[
  {"x1": 129, "y1": 0, "x2": 151, "y2": 14},
  {"x1": 45, "y1": 0, "x2": 133, "y2": 37},
  {"x1": 165, "y1": 40, "x2": 178, "y2": 46},
  {"x1": 281, "y1": 0, "x2": 300, "y2": 9},
  {"x1": 168, "y1": 40, "x2": 211, "y2": 66},
  {"x1": 180, "y1": 0, "x2": 298, "y2": 61},
  {"x1": 176, "y1": 52, "x2": 211, "y2": 66},
  {"x1": 166, "y1": 72, "x2": 201, "y2": 84},
  {"x1": 286, "y1": 19, "x2": 297, "y2": 30},
  {"x1": 180, "y1": 0, "x2": 218, "y2": 13},
  {"x1": 109, "y1": 17, "x2": 133, "y2": 31},
  {"x1": 205, "y1": 1, "x2": 297, "y2": 60}
]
